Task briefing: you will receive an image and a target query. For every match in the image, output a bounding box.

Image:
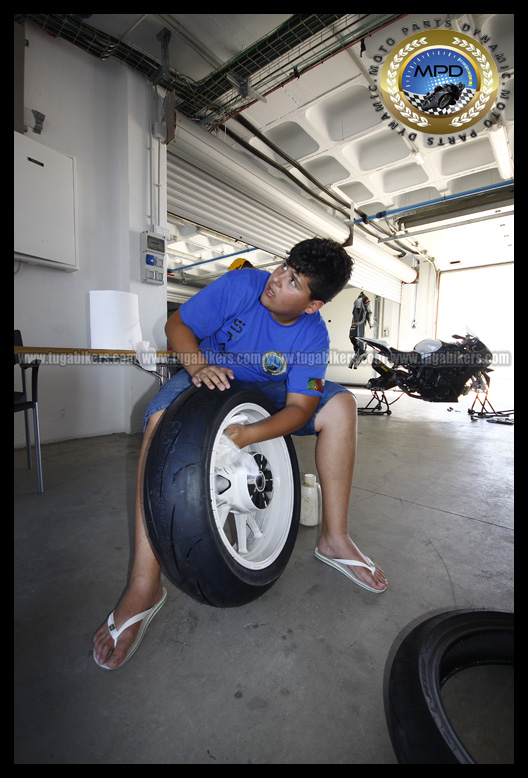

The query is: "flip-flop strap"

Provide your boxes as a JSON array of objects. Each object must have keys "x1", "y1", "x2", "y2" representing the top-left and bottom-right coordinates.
[
  {"x1": 333, "y1": 557, "x2": 376, "y2": 574},
  {"x1": 107, "y1": 608, "x2": 152, "y2": 644}
]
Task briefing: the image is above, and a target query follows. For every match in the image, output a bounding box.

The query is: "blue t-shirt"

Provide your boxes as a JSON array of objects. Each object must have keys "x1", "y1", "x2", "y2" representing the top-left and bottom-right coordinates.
[{"x1": 179, "y1": 268, "x2": 329, "y2": 397}]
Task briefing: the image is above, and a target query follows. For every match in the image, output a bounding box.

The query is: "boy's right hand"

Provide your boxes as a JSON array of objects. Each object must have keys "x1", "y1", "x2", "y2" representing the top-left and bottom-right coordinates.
[{"x1": 191, "y1": 365, "x2": 234, "y2": 391}]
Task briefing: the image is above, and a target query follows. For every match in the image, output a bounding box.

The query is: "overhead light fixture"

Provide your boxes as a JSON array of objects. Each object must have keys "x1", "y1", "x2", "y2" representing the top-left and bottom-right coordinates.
[{"x1": 488, "y1": 124, "x2": 514, "y2": 180}]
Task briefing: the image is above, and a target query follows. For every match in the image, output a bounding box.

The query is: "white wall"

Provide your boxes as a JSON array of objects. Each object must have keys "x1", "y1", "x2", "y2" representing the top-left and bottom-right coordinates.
[
  {"x1": 398, "y1": 260, "x2": 438, "y2": 350},
  {"x1": 322, "y1": 283, "x2": 413, "y2": 386},
  {"x1": 322, "y1": 286, "x2": 375, "y2": 386},
  {"x1": 14, "y1": 26, "x2": 168, "y2": 445}
]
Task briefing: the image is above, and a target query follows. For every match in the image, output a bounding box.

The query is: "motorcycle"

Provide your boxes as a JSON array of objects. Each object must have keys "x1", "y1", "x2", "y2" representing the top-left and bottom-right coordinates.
[
  {"x1": 351, "y1": 333, "x2": 493, "y2": 403},
  {"x1": 422, "y1": 81, "x2": 465, "y2": 112}
]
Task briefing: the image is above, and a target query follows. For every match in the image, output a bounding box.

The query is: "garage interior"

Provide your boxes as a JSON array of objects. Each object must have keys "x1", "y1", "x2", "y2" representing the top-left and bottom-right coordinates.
[{"x1": 14, "y1": 15, "x2": 513, "y2": 764}]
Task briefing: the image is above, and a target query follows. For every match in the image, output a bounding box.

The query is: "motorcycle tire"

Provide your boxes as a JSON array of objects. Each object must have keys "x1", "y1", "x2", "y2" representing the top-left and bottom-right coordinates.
[
  {"x1": 144, "y1": 382, "x2": 301, "y2": 607},
  {"x1": 439, "y1": 93, "x2": 453, "y2": 109},
  {"x1": 384, "y1": 609, "x2": 514, "y2": 764}
]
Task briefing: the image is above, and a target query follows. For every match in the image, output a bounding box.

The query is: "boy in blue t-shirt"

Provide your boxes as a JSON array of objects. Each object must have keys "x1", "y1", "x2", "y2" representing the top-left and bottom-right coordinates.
[{"x1": 93, "y1": 238, "x2": 388, "y2": 670}]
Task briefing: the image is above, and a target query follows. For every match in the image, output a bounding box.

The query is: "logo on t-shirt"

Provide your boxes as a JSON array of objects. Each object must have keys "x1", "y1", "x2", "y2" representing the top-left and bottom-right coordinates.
[
  {"x1": 262, "y1": 351, "x2": 287, "y2": 376},
  {"x1": 307, "y1": 378, "x2": 324, "y2": 393}
]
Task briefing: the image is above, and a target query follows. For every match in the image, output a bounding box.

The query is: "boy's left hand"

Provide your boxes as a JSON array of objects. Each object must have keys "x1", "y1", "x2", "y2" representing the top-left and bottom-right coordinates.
[{"x1": 224, "y1": 423, "x2": 251, "y2": 449}]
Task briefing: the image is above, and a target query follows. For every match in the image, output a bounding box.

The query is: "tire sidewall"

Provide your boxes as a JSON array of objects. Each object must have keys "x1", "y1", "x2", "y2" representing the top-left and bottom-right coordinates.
[{"x1": 384, "y1": 608, "x2": 514, "y2": 764}]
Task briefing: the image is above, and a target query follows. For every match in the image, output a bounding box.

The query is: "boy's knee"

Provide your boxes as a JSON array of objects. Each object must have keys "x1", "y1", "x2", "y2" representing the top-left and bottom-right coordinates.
[
  {"x1": 315, "y1": 390, "x2": 356, "y2": 432},
  {"x1": 329, "y1": 390, "x2": 356, "y2": 412},
  {"x1": 144, "y1": 408, "x2": 165, "y2": 437}
]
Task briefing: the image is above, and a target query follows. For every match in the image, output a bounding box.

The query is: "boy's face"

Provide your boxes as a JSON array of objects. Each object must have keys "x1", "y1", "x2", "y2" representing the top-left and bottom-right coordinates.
[{"x1": 260, "y1": 262, "x2": 323, "y2": 325}]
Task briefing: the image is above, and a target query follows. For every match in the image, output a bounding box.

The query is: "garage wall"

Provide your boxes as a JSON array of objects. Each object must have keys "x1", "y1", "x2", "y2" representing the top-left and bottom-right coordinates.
[
  {"x1": 398, "y1": 260, "x2": 437, "y2": 351},
  {"x1": 14, "y1": 25, "x2": 168, "y2": 445},
  {"x1": 14, "y1": 25, "x2": 438, "y2": 447},
  {"x1": 322, "y1": 286, "x2": 370, "y2": 386},
  {"x1": 321, "y1": 286, "x2": 399, "y2": 386}
]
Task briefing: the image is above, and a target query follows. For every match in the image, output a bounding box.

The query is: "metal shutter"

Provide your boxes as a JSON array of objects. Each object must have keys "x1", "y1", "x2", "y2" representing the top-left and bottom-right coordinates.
[
  {"x1": 166, "y1": 113, "x2": 414, "y2": 302},
  {"x1": 350, "y1": 255, "x2": 403, "y2": 303}
]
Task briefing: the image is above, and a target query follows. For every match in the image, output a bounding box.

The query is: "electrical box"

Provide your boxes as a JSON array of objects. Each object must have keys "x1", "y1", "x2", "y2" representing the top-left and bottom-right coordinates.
[
  {"x1": 140, "y1": 231, "x2": 166, "y2": 284},
  {"x1": 14, "y1": 131, "x2": 79, "y2": 271}
]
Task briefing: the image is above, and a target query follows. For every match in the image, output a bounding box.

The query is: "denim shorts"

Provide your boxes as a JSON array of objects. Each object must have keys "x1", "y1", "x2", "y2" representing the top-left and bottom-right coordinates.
[{"x1": 144, "y1": 370, "x2": 353, "y2": 436}]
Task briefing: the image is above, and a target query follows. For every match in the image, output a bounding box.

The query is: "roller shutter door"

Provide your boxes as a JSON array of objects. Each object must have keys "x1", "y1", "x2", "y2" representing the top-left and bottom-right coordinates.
[
  {"x1": 349, "y1": 255, "x2": 404, "y2": 303},
  {"x1": 166, "y1": 113, "x2": 413, "y2": 303}
]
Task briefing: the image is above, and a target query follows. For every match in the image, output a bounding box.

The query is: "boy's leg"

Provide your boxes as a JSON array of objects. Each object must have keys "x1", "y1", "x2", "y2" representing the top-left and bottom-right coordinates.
[
  {"x1": 92, "y1": 408, "x2": 166, "y2": 668},
  {"x1": 243, "y1": 380, "x2": 386, "y2": 589},
  {"x1": 313, "y1": 391, "x2": 387, "y2": 591}
]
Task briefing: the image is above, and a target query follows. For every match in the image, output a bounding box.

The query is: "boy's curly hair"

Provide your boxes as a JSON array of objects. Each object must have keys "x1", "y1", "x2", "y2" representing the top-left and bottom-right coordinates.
[{"x1": 287, "y1": 238, "x2": 353, "y2": 303}]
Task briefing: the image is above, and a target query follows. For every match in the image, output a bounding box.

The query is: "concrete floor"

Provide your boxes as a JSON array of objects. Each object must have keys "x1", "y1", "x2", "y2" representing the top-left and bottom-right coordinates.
[{"x1": 14, "y1": 380, "x2": 514, "y2": 764}]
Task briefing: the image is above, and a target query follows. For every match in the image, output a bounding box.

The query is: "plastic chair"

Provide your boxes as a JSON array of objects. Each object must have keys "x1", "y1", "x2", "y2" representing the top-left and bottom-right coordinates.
[{"x1": 14, "y1": 330, "x2": 43, "y2": 492}]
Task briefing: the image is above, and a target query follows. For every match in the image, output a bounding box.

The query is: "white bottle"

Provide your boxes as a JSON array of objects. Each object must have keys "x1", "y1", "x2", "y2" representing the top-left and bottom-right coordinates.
[{"x1": 300, "y1": 473, "x2": 322, "y2": 526}]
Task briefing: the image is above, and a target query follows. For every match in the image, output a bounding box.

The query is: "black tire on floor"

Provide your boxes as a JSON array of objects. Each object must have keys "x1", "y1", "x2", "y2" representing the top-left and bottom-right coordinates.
[
  {"x1": 383, "y1": 609, "x2": 514, "y2": 764},
  {"x1": 144, "y1": 381, "x2": 301, "y2": 607}
]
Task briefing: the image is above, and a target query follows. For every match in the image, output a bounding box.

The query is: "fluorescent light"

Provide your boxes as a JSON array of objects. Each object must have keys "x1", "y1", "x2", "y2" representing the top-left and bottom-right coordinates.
[{"x1": 488, "y1": 125, "x2": 514, "y2": 180}]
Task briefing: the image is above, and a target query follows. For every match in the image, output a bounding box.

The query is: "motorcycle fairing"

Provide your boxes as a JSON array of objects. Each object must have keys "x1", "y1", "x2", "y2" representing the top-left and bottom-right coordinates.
[{"x1": 353, "y1": 334, "x2": 493, "y2": 403}]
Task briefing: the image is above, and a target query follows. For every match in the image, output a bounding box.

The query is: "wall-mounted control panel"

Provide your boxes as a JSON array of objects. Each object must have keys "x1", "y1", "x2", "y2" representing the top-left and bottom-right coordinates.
[{"x1": 140, "y1": 231, "x2": 166, "y2": 284}]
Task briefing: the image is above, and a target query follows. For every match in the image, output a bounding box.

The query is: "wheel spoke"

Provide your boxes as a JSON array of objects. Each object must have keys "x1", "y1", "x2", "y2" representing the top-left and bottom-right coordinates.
[
  {"x1": 209, "y1": 401, "x2": 295, "y2": 569},
  {"x1": 234, "y1": 513, "x2": 264, "y2": 556},
  {"x1": 215, "y1": 501, "x2": 231, "y2": 528},
  {"x1": 214, "y1": 472, "x2": 240, "y2": 512},
  {"x1": 234, "y1": 513, "x2": 249, "y2": 554},
  {"x1": 214, "y1": 473, "x2": 231, "y2": 495},
  {"x1": 245, "y1": 513, "x2": 263, "y2": 539}
]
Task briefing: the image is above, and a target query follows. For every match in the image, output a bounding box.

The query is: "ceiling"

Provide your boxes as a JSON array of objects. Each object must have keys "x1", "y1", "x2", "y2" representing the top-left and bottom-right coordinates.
[{"x1": 18, "y1": 14, "x2": 514, "y2": 286}]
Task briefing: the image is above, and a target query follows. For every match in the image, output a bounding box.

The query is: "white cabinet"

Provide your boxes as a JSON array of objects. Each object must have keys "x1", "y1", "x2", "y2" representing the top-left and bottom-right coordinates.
[{"x1": 14, "y1": 131, "x2": 79, "y2": 271}]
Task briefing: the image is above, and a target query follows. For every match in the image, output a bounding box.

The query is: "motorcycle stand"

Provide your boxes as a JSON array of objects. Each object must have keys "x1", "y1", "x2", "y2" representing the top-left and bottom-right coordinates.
[
  {"x1": 358, "y1": 390, "x2": 402, "y2": 416},
  {"x1": 468, "y1": 391, "x2": 514, "y2": 424}
]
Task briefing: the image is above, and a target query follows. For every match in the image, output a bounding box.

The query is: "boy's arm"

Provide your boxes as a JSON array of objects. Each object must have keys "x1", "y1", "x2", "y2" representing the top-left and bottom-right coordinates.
[
  {"x1": 226, "y1": 392, "x2": 320, "y2": 448},
  {"x1": 165, "y1": 309, "x2": 234, "y2": 390},
  {"x1": 166, "y1": 306, "x2": 321, "y2": 440}
]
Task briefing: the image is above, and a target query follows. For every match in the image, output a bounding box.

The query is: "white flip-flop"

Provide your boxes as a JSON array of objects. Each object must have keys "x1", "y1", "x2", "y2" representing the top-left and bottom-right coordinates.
[
  {"x1": 314, "y1": 548, "x2": 387, "y2": 594},
  {"x1": 94, "y1": 587, "x2": 168, "y2": 670}
]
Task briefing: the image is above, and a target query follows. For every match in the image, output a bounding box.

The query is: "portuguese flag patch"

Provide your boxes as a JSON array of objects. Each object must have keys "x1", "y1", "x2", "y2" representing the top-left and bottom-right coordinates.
[{"x1": 307, "y1": 378, "x2": 324, "y2": 392}]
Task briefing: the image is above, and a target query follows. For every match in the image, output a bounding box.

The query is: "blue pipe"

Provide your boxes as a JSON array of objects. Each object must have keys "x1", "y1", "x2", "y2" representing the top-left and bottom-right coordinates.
[
  {"x1": 353, "y1": 179, "x2": 514, "y2": 224},
  {"x1": 168, "y1": 246, "x2": 259, "y2": 272}
]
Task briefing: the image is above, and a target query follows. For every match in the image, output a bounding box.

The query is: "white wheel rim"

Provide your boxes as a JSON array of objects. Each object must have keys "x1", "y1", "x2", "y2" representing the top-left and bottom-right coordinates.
[{"x1": 209, "y1": 402, "x2": 295, "y2": 570}]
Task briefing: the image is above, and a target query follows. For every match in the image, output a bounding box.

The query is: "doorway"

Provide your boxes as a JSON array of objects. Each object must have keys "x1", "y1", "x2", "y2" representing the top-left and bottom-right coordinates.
[{"x1": 436, "y1": 263, "x2": 514, "y2": 404}]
